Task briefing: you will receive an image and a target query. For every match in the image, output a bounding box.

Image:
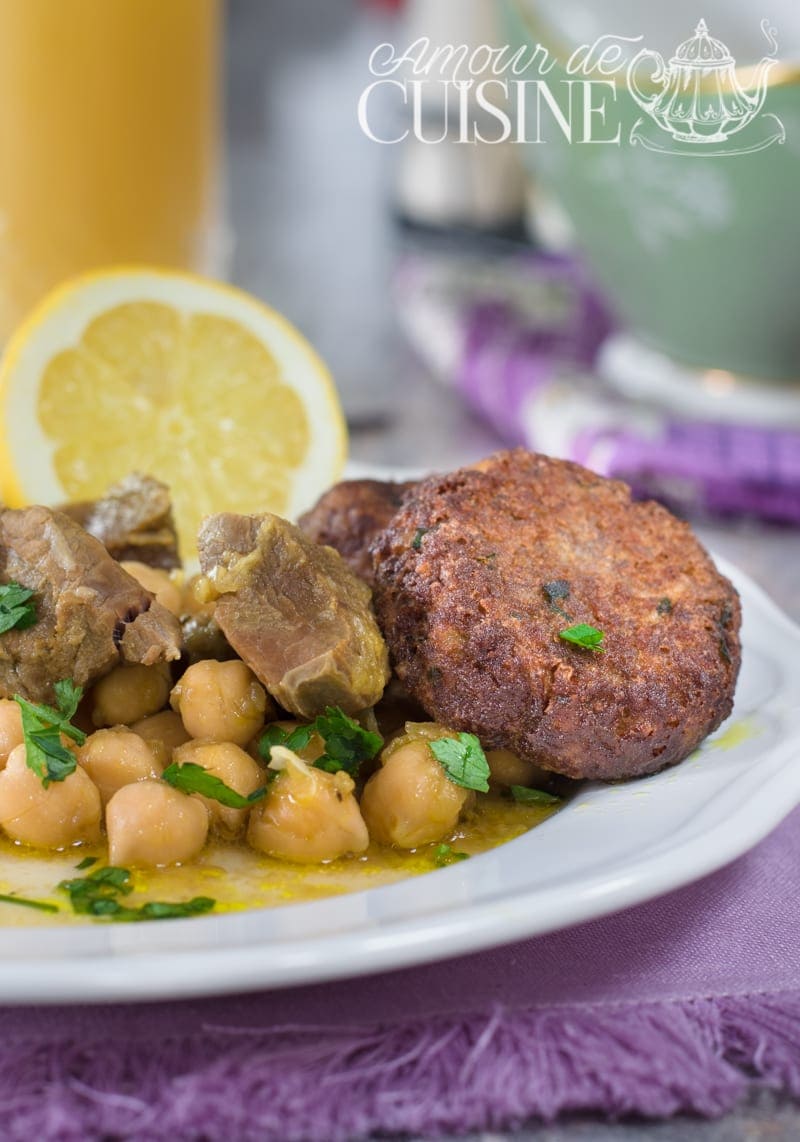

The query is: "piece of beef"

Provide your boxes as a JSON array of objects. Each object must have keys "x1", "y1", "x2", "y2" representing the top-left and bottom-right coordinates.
[
  {"x1": 297, "y1": 479, "x2": 417, "y2": 585},
  {"x1": 0, "y1": 507, "x2": 182, "y2": 703},
  {"x1": 198, "y1": 512, "x2": 390, "y2": 719},
  {"x1": 61, "y1": 473, "x2": 180, "y2": 570}
]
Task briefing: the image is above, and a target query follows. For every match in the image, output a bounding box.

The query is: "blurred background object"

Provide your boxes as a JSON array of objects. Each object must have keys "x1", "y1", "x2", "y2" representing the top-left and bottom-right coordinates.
[
  {"x1": 223, "y1": 0, "x2": 799, "y2": 617},
  {"x1": 0, "y1": 0, "x2": 796, "y2": 610},
  {"x1": 394, "y1": 0, "x2": 528, "y2": 234},
  {"x1": 0, "y1": 0, "x2": 223, "y2": 341},
  {"x1": 505, "y1": 0, "x2": 800, "y2": 402}
]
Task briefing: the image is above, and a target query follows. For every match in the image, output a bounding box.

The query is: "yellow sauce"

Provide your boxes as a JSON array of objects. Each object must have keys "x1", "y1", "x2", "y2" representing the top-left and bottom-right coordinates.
[
  {"x1": 707, "y1": 719, "x2": 757, "y2": 751},
  {"x1": 0, "y1": 794, "x2": 559, "y2": 926}
]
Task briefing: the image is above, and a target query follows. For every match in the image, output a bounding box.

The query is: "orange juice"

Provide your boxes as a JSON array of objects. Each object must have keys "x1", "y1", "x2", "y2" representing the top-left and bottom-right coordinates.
[{"x1": 0, "y1": 0, "x2": 222, "y2": 340}]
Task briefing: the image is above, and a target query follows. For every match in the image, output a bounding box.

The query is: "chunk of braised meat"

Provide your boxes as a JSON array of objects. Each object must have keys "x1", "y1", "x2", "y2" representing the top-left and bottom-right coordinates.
[
  {"x1": 198, "y1": 512, "x2": 390, "y2": 719},
  {"x1": 61, "y1": 472, "x2": 180, "y2": 570},
  {"x1": 0, "y1": 507, "x2": 182, "y2": 704},
  {"x1": 297, "y1": 478, "x2": 416, "y2": 585}
]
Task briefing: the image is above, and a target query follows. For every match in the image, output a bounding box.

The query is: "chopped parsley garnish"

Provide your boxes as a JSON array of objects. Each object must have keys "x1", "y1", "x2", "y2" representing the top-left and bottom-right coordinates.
[
  {"x1": 133, "y1": 899, "x2": 216, "y2": 921},
  {"x1": 559, "y1": 623, "x2": 605, "y2": 653},
  {"x1": 411, "y1": 527, "x2": 429, "y2": 551},
  {"x1": 60, "y1": 865, "x2": 130, "y2": 914},
  {"x1": 543, "y1": 579, "x2": 571, "y2": 618},
  {"x1": 429, "y1": 732, "x2": 490, "y2": 792},
  {"x1": 510, "y1": 785, "x2": 562, "y2": 806},
  {"x1": 657, "y1": 597, "x2": 673, "y2": 615},
  {"x1": 433, "y1": 843, "x2": 469, "y2": 867},
  {"x1": 0, "y1": 891, "x2": 58, "y2": 914},
  {"x1": 258, "y1": 707, "x2": 383, "y2": 779},
  {"x1": 258, "y1": 723, "x2": 314, "y2": 758},
  {"x1": 311, "y1": 707, "x2": 383, "y2": 776},
  {"x1": 75, "y1": 855, "x2": 98, "y2": 871},
  {"x1": 0, "y1": 582, "x2": 37, "y2": 635},
  {"x1": 14, "y1": 679, "x2": 86, "y2": 787},
  {"x1": 162, "y1": 761, "x2": 269, "y2": 808},
  {"x1": 58, "y1": 865, "x2": 215, "y2": 922}
]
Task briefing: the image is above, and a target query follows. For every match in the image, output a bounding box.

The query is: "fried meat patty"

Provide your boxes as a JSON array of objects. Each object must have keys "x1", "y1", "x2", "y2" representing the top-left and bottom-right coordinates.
[
  {"x1": 298, "y1": 479, "x2": 416, "y2": 585},
  {"x1": 371, "y1": 450, "x2": 741, "y2": 781}
]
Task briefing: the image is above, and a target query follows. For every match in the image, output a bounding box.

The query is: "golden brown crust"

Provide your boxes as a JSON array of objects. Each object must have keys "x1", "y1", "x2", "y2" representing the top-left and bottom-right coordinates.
[{"x1": 371, "y1": 449, "x2": 741, "y2": 781}]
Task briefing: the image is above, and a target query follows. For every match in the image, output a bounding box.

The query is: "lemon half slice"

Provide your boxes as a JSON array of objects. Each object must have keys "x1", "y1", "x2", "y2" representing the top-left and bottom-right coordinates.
[{"x1": 0, "y1": 267, "x2": 347, "y2": 558}]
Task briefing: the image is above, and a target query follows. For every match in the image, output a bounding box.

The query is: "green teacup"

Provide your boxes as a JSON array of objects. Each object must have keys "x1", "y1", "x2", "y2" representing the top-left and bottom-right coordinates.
[{"x1": 504, "y1": 0, "x2": 800, "y2": 385}]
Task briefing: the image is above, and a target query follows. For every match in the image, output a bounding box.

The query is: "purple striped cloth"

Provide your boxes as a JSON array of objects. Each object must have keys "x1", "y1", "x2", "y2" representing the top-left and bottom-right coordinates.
[
  {"x1": 459, "y1": 298, "x2": 800, "y2": 524},
  {"x1": 396, "y1": 249, "x2": 800, "y2": 524},
  {"x1": 3, "y1": 806, "x2": 800, "y2": 1140}
]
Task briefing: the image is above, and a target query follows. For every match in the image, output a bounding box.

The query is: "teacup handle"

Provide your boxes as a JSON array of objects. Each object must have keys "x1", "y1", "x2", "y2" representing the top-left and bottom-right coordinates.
[{"x1": 627, "y1": 49, "x2": 667, "y2": 115}]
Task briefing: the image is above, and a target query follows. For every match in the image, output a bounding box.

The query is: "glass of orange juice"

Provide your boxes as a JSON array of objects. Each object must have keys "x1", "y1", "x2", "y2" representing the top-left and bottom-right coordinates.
[{"x1": 0, "y1": 0, "x2": 223, "y2": 341}]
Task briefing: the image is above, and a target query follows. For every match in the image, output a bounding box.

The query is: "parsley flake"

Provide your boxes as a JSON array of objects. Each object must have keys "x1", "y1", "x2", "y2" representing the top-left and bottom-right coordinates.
[
  {"x1": 0, "y1": 582, "x2": 37, "y2": 635},
  {"x1": 559, "y1": 624, "x2": 605, "y2": 653},
  {"x1": 135, "y1": 899, "x2": 216, "y2": 921},
  {"x1": 59, "y1": 866, "x2": 215, "y2": 922},
  {"x1": 411, "y1": 527, "x2": 428, "y2": 551},
  {"x1": 162, "y1": 761, "x2": 268, "y2": 808},
  {"x1": 433, "y1": 843, "x2": 469, "y2": 867},
  {"x1": 14, "y1": 680, "x2": 86, "y2": 787},
  {"x1": 510, "y1": 785, "x2": 562, "y2": 806},
  {"x1": 257, "y1": 723, "x2": 314, "y2": 761},
  {"x1": 0, "y1": 891, "x2": 58, "y2": 914},
  {"x1": 311, "y1": 707, "x2": 383, "y2": 776},
  {"x1": 429, "y1": 732, "x2": 490, "y2": 792},
  {"x1": 257, "y1": 707, "x2": 383, "y2": 779},
  {"x1": 657, "y1": 598, "x2": 673, "y2": 616}
]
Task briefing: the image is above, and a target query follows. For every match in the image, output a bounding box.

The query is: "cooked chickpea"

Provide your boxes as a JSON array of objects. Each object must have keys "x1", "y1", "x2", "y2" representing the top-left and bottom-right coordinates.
[
  {"x1": 106, "y1": 780, "x2": 209, "y2": 867},
  {"x1": 0, "y1": 744, "x2": 101, "y2": 849},
  {"x1": 361, "y1": 739, "x2": 471, "y2": 848},
  {"x1": 170, "y1": 659, "x2": 270, "y2": 746},
  {"x1": 91, "y1": 663, "x2": 172, "y2": 727},
  {"x1": 248, "y1": 747, "x2": 368, "y2": 863},
  {"x1": 132, "y1": 710, "x2": 191, "y2": 752},
  {"x1": 78, "y1": 728, "x2": 163, "y2": 805},
  {"x1": 486, "y1": 749, "x2": 551, "y2": 790},
  {"x1": 120, "y1": 561, "x2": 183, "y2": 617},
  {"x1": 0, "y1": 700, "x2": 23, "y2": 768},
  {"x1": 173, "y1": 739, "x2": 266, "y2": 840}
]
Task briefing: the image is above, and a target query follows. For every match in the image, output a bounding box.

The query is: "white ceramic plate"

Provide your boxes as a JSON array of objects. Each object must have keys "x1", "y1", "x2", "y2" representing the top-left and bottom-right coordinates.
[{"x1": 0, "y1": 557, "x2": 797, "y2": 1004}]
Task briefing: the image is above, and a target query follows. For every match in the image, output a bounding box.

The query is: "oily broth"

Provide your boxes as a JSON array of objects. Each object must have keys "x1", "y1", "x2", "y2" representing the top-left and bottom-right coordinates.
[{"x1": 0, "y1": 794, "x2": 559, "y2": 927}]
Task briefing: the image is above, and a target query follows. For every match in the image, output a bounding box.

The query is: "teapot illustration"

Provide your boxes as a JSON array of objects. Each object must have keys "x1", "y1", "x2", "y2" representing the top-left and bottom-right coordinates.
[{"x1": 627, "y1": 19, "x2": 776, "y2": 143}]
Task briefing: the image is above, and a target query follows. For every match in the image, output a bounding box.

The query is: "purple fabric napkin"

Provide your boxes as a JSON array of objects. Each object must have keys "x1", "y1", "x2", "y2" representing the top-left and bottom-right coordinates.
[
  {"x1": 396, "y1": 248, "x2": 800, "y2": 525},
  {"x1": 4, "y1": 806, "x2": 800, "y2": 1141},
  {"x1": 459, "y1": 303, "x2": 800, "y2": 525}
]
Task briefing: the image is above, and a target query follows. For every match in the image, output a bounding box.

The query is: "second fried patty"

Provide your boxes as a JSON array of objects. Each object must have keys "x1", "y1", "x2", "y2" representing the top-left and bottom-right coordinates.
[
  {"x1": 371, "y1": 449, "x2": 741, "y2": 781},
  {"x1": 298, "y1": 478, "x2": 416, "y2": 585}
]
